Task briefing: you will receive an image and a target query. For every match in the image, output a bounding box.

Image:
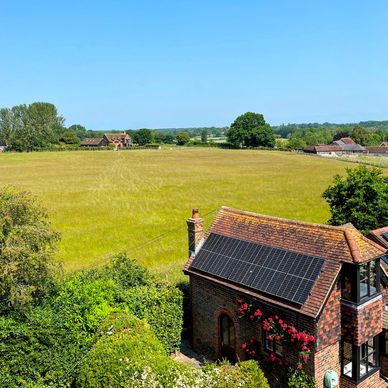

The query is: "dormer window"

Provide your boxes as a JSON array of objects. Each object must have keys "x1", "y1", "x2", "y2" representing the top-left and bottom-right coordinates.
[{"x1": 341, "y1": 259, "x2": 380, "y2": 304}]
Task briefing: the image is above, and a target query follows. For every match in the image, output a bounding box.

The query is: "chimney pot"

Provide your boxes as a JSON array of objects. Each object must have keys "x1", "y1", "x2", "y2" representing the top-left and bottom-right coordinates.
[{"x1": 192, "y1": 208, "x2": 199, "y2": 219}]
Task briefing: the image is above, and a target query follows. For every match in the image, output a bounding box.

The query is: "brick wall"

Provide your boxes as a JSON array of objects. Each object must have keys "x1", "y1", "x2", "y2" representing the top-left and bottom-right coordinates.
[
  {"x1": 341, "y1": 295, "x2": 383, "y2": 346},
  {"x1": 190, "y1": 275, "x2": 315, "y2": 374},
  {"x1": 314, "y1": 342, "x2": 340, "y2": 388},
  {"x1": 315, "y1": 281, "x2": 341, "y2": 351},
  {"x1": 340, "y1": 370, "x2": 386, "y2": 388}
]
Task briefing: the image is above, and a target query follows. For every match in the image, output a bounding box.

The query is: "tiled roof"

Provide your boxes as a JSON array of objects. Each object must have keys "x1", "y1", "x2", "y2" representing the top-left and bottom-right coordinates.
[
  {"x1": 185, "y1": 207, "x2": 386, "y2": 318},
  {"x1": 381, "y1": 142, "x2": 388, "y2": 147},
  {"x1": 366, "y1": 146, "x2": 388, "y2": 154},
  {"x1": 80, "y1": 137, "x2": 103, "y2": 145},
  {"x1": 104, "y1": 133, "x2": 130, "y2": 142},
  {"x1": 313, "y1": 145, "x2": 342, "y2": 153},
  {"x1": 338, "y1": 137, "x2": 356, "y2": 144}
]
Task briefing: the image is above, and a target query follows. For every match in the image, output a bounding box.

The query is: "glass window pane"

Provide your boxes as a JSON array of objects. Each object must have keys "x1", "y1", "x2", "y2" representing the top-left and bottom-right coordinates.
[
  {"x1": 369, "y1": 261, "x2": 377, "y2": 295},
  {"x1": 342, "y1": 342, "x2": 353, "y2": 378},
  {"x1": 360, "y1": 263, "x2": 368, "y2": 298},
  {"x1": 276, "y1": 338, "x2": 283, "y2": 356},
  {"x1": 368, "y1": 352, "x2": 376, "y2": 367}
]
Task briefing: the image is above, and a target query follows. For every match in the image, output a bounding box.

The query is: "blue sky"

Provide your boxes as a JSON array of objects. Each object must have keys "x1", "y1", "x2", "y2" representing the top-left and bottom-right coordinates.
[{"x1": 1, "y1": 1, "x2": 387, "y2": 129}]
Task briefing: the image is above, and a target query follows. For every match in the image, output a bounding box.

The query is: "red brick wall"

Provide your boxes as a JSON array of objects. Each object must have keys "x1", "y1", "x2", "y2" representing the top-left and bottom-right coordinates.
[
  {"x1": 190, "y1": 275, "x2": 315, "y2": 373},
  {"x1": 340, "y1": 370, "x2": 386, "y2": 388},
  {"x1": 314, "y1": 342, "x2": 340, "y2": 388},
  {"x1": 341, "y1": 295, "x2": 383, "y2": 346},
  {"x1": 315, "y1": 281, "x2": 341, "y2": 351}
]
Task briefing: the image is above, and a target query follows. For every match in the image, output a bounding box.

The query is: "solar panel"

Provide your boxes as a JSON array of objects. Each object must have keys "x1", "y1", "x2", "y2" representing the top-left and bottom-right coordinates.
[
  {"x1": 191, "y1": 232, "x2": 324, "y2": 305},
  {"x1": 381, "y1": 232, "x2": 388, "y2": 243}
]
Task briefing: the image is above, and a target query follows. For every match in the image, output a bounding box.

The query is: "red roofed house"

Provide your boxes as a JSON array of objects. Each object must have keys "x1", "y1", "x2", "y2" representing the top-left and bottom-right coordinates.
[
  {"x1": 80, "y1": 132, "x2": 132, "y2": 149},
  {"x1": 184, "y1": 207, "x2": 388, "y2": 387}
]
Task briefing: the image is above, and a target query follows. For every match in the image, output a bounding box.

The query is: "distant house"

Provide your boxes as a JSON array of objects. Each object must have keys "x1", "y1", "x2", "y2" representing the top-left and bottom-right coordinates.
[
  {"x1": 304, "y1": 137, "x2": 366, "y2": 156},
  {"x1": 80, "y1": 138, "x2": 108, "y2": 147},
  {"x1": 80, "y1": 132, "x2": 132, "y2": 149},
  {"x1": 381, "y1": 142, "x2": 388, "y2": 147},
  {"x1": 365, "y1": 147, "x2": 388, "y2": 156},
  {"x1": 304, "y1": 144, "x2": 342, "y2": 156},
  {"x1": 184, "y1": 207, "x2": 388, "y2": 388},
  {"x1": 103, "y1": 133, "x2": 132, "y2": 149}
]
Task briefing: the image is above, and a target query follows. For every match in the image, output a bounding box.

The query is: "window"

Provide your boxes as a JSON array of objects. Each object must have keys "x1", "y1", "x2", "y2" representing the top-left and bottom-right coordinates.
[
  {"x1": 359, "y1": 261, "x2": 377, "y2": 300},
  {"x1": 264, "y1": 331, "x2": 282, "y2": 357},
  {"x1": 341, "y1": 259, "x2": 380, "y2": 304},
  {"x1": 341, "y1": 336, "x2": 379, "y2": 382}
]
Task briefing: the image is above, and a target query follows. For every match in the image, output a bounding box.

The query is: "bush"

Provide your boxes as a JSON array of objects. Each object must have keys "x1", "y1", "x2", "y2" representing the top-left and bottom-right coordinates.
[
  {"x1": 0, "y1": 186, "x2": 61, "y2": 314},
  {"x1": 122, "y1": 283, "x2": 183, "y2": 353},
  {"x1": 76, "y1": 314, "x2": 269, "y2": 388},
  {"x1": 0, "y1": 306, "x2": 89, "y2": 387},
  {"x1": 288, "y1": 369, "x2": 316, "y2": 388}
]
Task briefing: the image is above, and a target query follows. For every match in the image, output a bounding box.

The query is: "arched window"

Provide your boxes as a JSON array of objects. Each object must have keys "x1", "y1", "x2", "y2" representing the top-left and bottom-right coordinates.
[{"x1": 219, "y1": 314, "x2": 236, "y2": 362}]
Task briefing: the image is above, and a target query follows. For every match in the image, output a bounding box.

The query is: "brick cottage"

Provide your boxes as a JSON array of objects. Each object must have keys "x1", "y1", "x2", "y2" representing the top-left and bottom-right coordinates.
[{"x1": 184, "y1": 207, "x2": 388, "y2": 388}]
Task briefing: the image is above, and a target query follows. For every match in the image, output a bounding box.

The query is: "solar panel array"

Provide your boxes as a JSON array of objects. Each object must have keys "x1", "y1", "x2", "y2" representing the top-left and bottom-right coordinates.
[{"x1": 191, "y1": 232, "x2": 324, "y2": 305}]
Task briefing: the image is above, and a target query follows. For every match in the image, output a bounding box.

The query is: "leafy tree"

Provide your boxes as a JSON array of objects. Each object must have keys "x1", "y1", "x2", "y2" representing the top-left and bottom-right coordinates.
[
  {"x1": 227, "y1": 112, "x2": 275, "y2": 148},
  {"x1": 322, "y1": 166, "x2": 388, "y2": 233},
  {"x1": 287, "y1": 136, "x2": 307, "y2": 150},
  {"x1": 350, "y1": 126, "x2": 370, "y2": 146},
  {"x1": 59, "y1": 130, "x2": 80, "y2": 144},
  {"x1": 164, "y1": 134, "x2": 175, "y2": 144},
  {"x1": 134, "y1": 128, "x2": 153, "y2": 145},
  {"x1": 176, "y1": 131, "x2": 190, "y2": 145},
  {"x1": 0, "y1": 186, "x2": 60, "y2": 314},
  {"x1": 333, "y1": 130, "x2": 350, "y2": 141},
  {"x1": 201, "y1": 129, "x2": 208, "y2": 143}
]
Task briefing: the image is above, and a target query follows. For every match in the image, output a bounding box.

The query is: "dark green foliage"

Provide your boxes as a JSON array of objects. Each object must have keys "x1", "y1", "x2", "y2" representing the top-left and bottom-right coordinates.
[
  {"x1": 123, "y1": 284, "x2": 183, "y2": 353},
  {"x1": 133, "y1": 128, "x2": 153, "y2": 145},
  {"x1": 350, "y1": 126, "x2": 370, "y2": 146},
  {"x1": 0, "y1": 186, "x2": 60, "y2": 314},
  {"x1": 287, "y1": 136, "x2": 307, "y2": 150},
  {"x1": 76, "y1": 314, "x2": 188, "y2": 388},
  {"x1": 0, "y1": 307, "x2": 89, "y2": 387},
  {"x1": 105, "y1": 252, "x2": 151, "y2": 289},
  {"x1": 323, "y1": 166, "x2": 388, "y2": 233},
  {"x1": 333, "y1": 130, "x2": 350, "y2": 141},
  {"x1": 59, "y1": 130, "x2": 81, "y2": 144},
  {"x1": 227, "y1": 112, "x2": 275, "y2": 148},
  {"x1": 176, "y1": 131, "x2": 191, "y2": 145},
  {"x1": 288, "y1": 369, "x2": 316, "y2": 387},
  {"x1": 201, "y1": 129, "x2": 208, "y2": 143}
]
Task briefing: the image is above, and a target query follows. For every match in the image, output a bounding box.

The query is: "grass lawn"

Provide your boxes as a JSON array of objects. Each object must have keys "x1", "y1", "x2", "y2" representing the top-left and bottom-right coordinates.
[{"x1": 0, "y1": 148, "x2": 382, "y2": 281}]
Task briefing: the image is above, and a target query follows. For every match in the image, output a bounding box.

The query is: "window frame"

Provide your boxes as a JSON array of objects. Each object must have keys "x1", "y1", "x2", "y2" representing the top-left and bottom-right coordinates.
[
  {"x1": 264, "y1": 330, "x2": 283, "y2": 357},
  {"x1": 341, "y1": 259, "x2": 380, "y2": 304},
  {"x1": 341, "y1": 336, "x2": 379, "y2": 382}
]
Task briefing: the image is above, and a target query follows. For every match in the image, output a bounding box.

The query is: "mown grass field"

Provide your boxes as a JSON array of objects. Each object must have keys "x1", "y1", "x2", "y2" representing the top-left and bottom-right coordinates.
[{"x1": 0, "y1": 148, "x2": 383, "y2": 281}]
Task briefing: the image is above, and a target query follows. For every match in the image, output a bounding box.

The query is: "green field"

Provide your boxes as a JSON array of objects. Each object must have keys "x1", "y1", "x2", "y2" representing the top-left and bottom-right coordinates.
[{"x1": 0, "y1": 148, "x2": 381, "y2": 281}]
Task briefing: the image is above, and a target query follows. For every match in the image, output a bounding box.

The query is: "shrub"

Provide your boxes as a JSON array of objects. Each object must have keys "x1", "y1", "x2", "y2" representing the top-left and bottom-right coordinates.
[
  {"x1": 0, "y1": 306, "x2": 89, "y2": 387},
  {"x1": 122, "y1": 283, "x2": 183, "y2": 353},
  {"x1": 53, "y1": 271, "x2": 117, "y2": 339},
  {"x1": 0, "y1": 186, "x2": 61, "y2": 314},
  {"x1": 288, "y1": 368, "x2": 316, "y2": 388},
  {"x1": 77, "y1": 314, "x2": 269, "y2": 388}
]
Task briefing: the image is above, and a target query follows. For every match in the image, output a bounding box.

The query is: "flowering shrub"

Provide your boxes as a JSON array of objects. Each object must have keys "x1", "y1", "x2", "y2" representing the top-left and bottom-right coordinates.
[
  {"x1": 242, "y1": 338, "x2": 260, "y2": 359},
  {"x1": 237, "y1": 300, "x2": 315, "y2": 371}
]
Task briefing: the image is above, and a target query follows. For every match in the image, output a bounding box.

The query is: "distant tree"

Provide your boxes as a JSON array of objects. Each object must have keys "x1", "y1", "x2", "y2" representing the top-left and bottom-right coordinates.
[
  {"x1": 287, "y1": 136, "x2": 307, "y2": 150},
  {"x1": 176, "y1": 131, "x2": 190, "y2": 145},
  {"x1": 59, "y1": 130, "x2": 81, "y2": 145},
  {"x1": 133, "y1": 128, "x2": 153, "y2": 145},
  {"x1": 0, "y1": 186, "x2": 60, "y2": 314},
  {"x1": 350, "y1": 126, "x2": 370, "y2": 146},
  {"x1": 227, "y1": 112, "x2": 275, "y2": 148},
  {"x1": 201, "y1": 129, "x2": 208, "y2": 143},
  {"x1": 333, "y1": 130, "x2": 349, "y2": 141},
  {"x1": 153, "y1": 131, "x2": 166, "y2": 144},
  {"x1": 68, "y1": 124, "x2": 87, "y2": 139},
  {"x1": 322, "y1": 166, "x2": 388, "y2": 233},
  {"x1": 164, "y1": 134, "x2": 175, "y2": 144}
]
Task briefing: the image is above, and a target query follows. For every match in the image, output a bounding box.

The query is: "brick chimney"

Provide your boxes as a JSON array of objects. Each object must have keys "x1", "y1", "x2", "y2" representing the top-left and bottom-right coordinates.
[{"x1": 187, "y1": 208, "x2": 204, "y2": 257}]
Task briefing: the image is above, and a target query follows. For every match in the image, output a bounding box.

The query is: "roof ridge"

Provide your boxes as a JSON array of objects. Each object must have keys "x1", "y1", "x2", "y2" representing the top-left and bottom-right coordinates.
[{"x1": 219, "y1": 206, "x2": 346, "y2": 233}]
